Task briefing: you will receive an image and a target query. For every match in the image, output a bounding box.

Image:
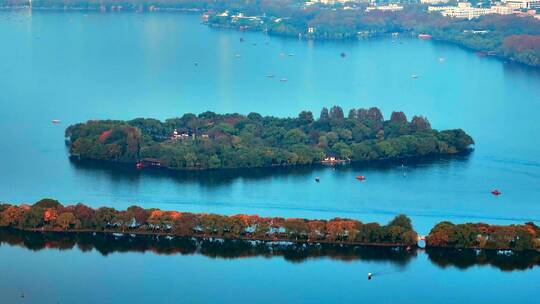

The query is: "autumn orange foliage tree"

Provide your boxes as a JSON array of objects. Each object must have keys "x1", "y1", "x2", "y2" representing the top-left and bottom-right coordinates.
[
  {"x1": 426, "y1": 221, "x2": 540, "y2": 251},
  {"x1": 0, "y1": 199, "x2": 419, "y2": 246}
]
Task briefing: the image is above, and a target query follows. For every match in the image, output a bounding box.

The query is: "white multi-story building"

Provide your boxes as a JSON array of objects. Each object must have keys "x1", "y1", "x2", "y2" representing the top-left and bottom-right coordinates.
[
  {"x1": 428, "y1": 5, "x2": 455, "y2": 12},
  {"x1": 421, "y1": 0, "x2": 451, "y2": 4},
  {"x1": 438, "y1": 2, "x2": 492, "y2": 19},
  {"x1": 502, "y1": 0, "x2": 540, "y2": 9},
  {"x1": 428, "y1": 1, "x2": 540, "y2": 19},
  {"x1": 306, "y1": 0, "x2": 353, "y2": 4},
  {"x1": 490, "y1": 4, "x2": 514, "y2": 14},
  {"x1": 365, "y1": 4, "x2": 404, "y2": 12}
]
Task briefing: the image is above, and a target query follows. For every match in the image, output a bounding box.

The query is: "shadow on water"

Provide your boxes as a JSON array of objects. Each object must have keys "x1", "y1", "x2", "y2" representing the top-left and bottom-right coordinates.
[
  {"x1": 426, "y1": 247, "x2": 540, "y2": 272},
  {"x1": 68, "y1": 152, "x2": 473, "y2": 188},
  {"x1": 0, "y1": 228, "x2": 416, "y2": 264}
]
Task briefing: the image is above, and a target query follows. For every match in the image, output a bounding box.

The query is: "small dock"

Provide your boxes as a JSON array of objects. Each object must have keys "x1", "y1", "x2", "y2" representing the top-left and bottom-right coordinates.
[{"x1": 136, "y1": 158, "x2": 162, "y2": 169}]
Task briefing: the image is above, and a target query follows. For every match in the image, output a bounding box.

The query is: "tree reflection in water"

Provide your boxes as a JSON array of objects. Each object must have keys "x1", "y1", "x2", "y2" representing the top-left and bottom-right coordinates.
[
  {"x1": 0, "y1": 228, "x2": 414, "y2": 264},
  {"x1": 2, "y1": 228, "x2": 539, "y2": 271},
  {"x1": 68, "y1": 153, "x2": 472, "y2": 188},
  {"x1": 426, "y1": 247, "x2": 540, "y2": 272}
]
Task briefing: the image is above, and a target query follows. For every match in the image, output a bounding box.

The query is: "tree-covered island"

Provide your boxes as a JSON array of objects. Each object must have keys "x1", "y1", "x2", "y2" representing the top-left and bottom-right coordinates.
[{"x1": 66, "y1": 106, "x2": 474, "y2": 170}]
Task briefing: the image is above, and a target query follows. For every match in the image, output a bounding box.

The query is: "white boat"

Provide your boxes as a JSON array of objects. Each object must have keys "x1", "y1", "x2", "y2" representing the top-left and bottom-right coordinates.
[
  {"x1": 411, "y1": 74, "x2": 418, "y2": 79},
  {"x1": 52, "y1": 119, "x2": 61, "y2": 124}
]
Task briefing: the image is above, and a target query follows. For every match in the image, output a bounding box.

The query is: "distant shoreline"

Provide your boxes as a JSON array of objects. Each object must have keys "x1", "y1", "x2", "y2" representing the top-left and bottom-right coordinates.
[{"x1": 2, "y1": 5, "x2": 539, "y2": 69}]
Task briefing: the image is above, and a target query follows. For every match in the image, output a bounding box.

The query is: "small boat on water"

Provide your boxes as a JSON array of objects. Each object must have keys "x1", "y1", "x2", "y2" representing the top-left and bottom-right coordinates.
[
  {"x1": 267, "y1": 74, "x2": 275, "y2": 78},
  {"x1": 288, "y1": 53, "x2": 294, "y2": 57},
  {"x1": 438, "y1": 57, "x2": 445, "y2": 62},
  {"x1": 418, "y1": 34, "x2": 432, "y2": 40},
  {"x1": 52, "y1": 119, "x2": 61, "y2": 124},
  {"x1": 491, "y1": 189, "x2": 502, "y2": 196},
  {"x1": 411, "y1": 74, "x2": 419, "y2": 79},
  {"x1": 315, "y1": 177, "x2": 320, "y2": 183},
  {"x1": 340, "y1": 52, "x2": 346, "y2": 58},
  {"x1": 356, "y1": 175, "x2": 366, "y2": 181},
  {"x1": 280, "y1": 78, "x2": 288, "y2": 82}
]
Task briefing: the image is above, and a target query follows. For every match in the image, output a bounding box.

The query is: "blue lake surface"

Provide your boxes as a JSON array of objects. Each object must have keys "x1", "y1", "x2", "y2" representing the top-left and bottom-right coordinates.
[
  {"x1": 1, "y1": 9, "x2": 540, "y2": 303},
  {"x1": 1, "y1": 10, "x2": 540, "y2": 234},
  {"x1": 1, "y1": 229, "x2": 539, "y2": 304}
]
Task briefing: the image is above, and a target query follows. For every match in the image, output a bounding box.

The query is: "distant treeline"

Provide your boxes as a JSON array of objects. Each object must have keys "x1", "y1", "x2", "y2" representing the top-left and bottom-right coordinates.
[
  {"x1": 0, "y1": 199, "x2": 419, "y2": 246},
  {"x1": 65, "y1": 107, "x2": 474, "y2": 170},
  {"x1": 1, "y1": 199, "x2": 539, "y2": 252}
]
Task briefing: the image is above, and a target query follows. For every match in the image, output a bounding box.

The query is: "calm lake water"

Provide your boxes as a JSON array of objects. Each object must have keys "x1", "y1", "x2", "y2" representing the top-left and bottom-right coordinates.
[
  {"x1": 1, "y1": 9, "x2": 540, "y2": 303},
  {"x1": 1, "y1": 10, "x2": 540, "y2": 233},
  {"x1": 1, "y1": 229, "x2": 539, "y2": 304}
]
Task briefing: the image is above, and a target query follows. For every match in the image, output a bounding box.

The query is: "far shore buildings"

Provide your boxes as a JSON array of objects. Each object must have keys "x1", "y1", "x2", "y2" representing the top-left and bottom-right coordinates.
[
  {"x1": 428, "y1": 1, "x2": 540, "y2": 19},
  {"x1": 503, "y1": 0, "x2": 540, "y2": 9}
]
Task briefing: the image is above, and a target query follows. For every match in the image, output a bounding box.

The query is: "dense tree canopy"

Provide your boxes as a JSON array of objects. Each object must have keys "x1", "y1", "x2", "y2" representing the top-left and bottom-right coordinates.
[
  {"x1": 2, "y1": 199, "x2": 538, "y2": 252},
  {"x1": 66, "y1": 107, "x2": 473, "y2": 170},
  {"x1": 426, "y1": 221, "x2": 540, "y2": 251},
  {"x1": 0, "y1": 200, "x2": 418, "y2": 246}
]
